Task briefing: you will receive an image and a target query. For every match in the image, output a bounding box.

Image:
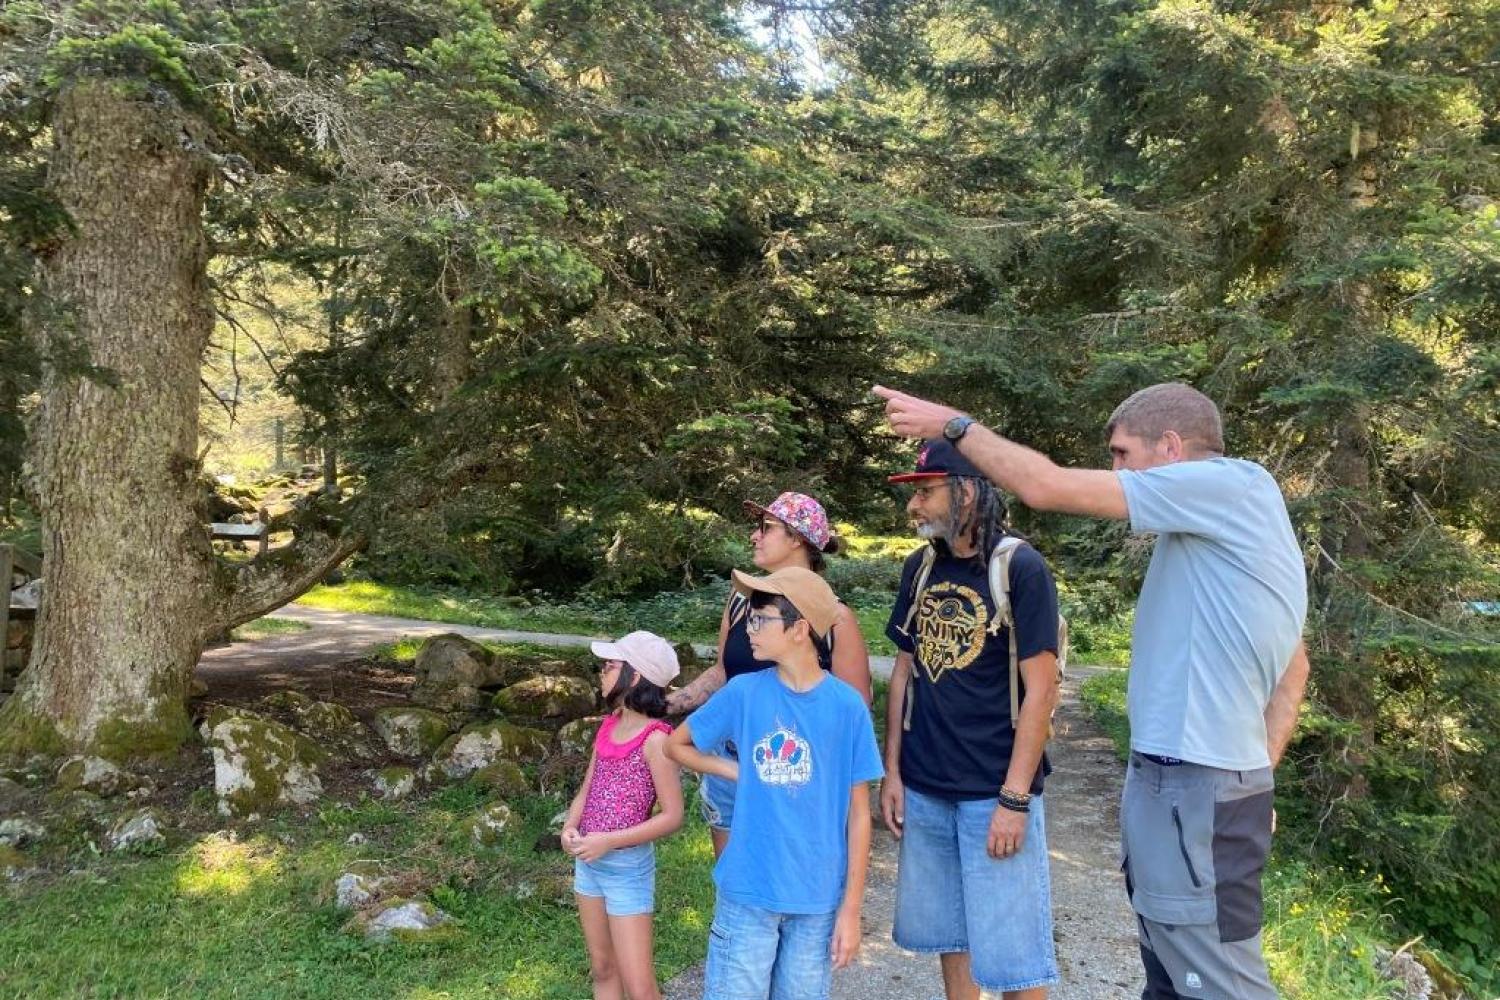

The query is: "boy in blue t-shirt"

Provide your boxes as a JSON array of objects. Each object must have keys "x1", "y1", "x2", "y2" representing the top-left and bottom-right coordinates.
[{"x1": 667, "y1": 566, "x2": 884, "y2": 1000}]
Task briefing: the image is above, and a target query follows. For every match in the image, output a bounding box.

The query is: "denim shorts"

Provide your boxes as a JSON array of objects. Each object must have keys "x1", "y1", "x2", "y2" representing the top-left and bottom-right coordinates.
[
  {"x1": 573, "y1": 842, "x2": 655, "y2": 916},
  {"x1": 705, "y1": 896, "x2": 836, "y2": 1000},
  {"x1": 699, "y1": 746, "x2": 738, "y2": 831},
  {"x1": 892, "y1": 787, "x2": 1059, "y2": 992}
]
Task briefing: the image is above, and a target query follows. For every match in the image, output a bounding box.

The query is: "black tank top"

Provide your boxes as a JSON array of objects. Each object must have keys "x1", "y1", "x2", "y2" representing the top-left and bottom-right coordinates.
[{"x1": 721, "y1": 591, "x2": 835, "y2": 680}]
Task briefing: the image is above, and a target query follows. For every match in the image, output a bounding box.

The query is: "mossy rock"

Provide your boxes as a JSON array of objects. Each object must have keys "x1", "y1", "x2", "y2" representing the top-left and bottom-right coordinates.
[
  {"x1": 470, "y1": 760, "x2": 529, "y2": 798},
  {"x1": 106, "y1": 808, "x2": 166, "y2": 853},
  {"x1": 201, "y1": 711, "x2": 326, "y2": 818},
  {"x1": 513, "y1": 871, "x2": 575, "y2": 907},
  {"x1": 432, "y1": 721, "x2": 550, "y2": 780},
  {"x1": 555, "y1": 716, "x2": 603, "y2": 758},
  {"x1": 0, "y1": 816, "x2": 45, "y2": 848},
  {"x1": 0, "y1": 843, "x2": 41, "y2": 883},
  {"x1": 373, "y1": 767, "x2": 416, "y2": 801},
  {"x1": 350, "y1": 897, "x2": 453, "y2": 942},
  {"x1": 412, "y1": 634, "x2": 505, "y2": 712},
  {"x1": 43, "y1": 789, "x2": 109, "y2": 828},
  {"x1": 466, "y1": 801, "x2": 514, "y2": 848},
  {"x1": 262, "y1": 692, "x2": 373, "y2": 759},
  {"x1": 492, "y1": 675, "x2": 597, "y2": 720},
  {"x1": 0, "y1": 775, "x2": 33, "y2": 814},
  {"x1": 371, "y1": 707, "x2": 452, "y2": 758},
  {"x1": 54, "y1": 756, "x2": 145, "y2": 799}
]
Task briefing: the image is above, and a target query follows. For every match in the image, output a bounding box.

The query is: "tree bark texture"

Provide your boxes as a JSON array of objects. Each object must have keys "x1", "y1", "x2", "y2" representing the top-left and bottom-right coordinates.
[
  {"x1": 3, "y1": 83, "x2": 219, "y2": 756},
  {"x1": 0, "y1": 83, "x2": 362, "y2": 758}
]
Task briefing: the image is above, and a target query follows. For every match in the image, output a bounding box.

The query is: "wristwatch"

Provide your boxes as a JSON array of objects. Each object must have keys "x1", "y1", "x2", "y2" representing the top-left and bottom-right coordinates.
[{"x1": 943, "y1": 415, "x2": 977, "y2": 442}]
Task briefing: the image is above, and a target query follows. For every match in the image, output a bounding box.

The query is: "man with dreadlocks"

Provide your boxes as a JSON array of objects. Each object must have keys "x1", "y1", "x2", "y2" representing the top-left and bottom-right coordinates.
[
  {"x1": 881, "y1": 437, "x2": 1063, "y2": 1000},
  {"x1": 875, "y1": 383, "x2": 1309, "y2": 1000}
]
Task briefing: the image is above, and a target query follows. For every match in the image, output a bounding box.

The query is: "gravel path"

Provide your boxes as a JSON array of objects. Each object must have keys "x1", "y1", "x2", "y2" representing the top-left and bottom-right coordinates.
[{"x1": 201, "y1": 607, "x2": 1139, "y2": 998}]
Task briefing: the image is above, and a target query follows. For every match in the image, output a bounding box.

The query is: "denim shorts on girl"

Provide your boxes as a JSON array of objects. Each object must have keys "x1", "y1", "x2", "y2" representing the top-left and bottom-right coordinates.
[
  {"x1": 705, "y1": 896, "x2": 836, "y2": 1000},
  {"x1": 573, "y1": 842, "x2": 655, "y2": 917},
  {"x1": 892, "y1": 787, "x2": 1059, "y2": 992}
]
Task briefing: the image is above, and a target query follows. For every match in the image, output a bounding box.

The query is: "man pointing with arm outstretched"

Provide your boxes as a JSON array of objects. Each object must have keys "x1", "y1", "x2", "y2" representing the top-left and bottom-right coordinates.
[{"x1": 876, "y1": 382, "x2": 1309, "y2": 1000}]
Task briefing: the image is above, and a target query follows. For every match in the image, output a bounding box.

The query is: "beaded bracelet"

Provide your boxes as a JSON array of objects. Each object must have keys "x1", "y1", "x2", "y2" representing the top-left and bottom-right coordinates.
[{"x1": 997, "y1": 786, "x2": 1032, "y2": 813}]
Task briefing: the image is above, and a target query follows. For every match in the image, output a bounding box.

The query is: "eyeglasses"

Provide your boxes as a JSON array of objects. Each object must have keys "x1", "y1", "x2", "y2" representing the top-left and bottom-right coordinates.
[
  {"x1": 746, "y1": 612, "x2": 799, "y2": 633},
  {"x1": 596, "y1": 659, "x2": 625, "y2": 674},
  {"x1": 907, "y1": 482, "x2": 950, "y2": 502}
]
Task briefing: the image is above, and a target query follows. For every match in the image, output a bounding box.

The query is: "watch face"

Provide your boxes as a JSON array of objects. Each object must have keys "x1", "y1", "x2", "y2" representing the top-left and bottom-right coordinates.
[{"x1": 944, "y1": 416, "x2": 971, "y2": 440}]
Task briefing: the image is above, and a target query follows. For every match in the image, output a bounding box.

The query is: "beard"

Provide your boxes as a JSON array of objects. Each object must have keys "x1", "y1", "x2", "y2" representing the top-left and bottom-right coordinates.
[{"x1": 914, "y1": 516, "x2": 950, "y2": 542}]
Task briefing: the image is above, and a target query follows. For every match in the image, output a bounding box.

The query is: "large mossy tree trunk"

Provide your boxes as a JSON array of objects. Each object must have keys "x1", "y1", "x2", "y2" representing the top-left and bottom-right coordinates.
[
  {"x1": 0, "y1": 83, "x2": 361, "y2": 760},
  {"x1": 0, "y1": 82, "x2": 218, "y2": 758}
]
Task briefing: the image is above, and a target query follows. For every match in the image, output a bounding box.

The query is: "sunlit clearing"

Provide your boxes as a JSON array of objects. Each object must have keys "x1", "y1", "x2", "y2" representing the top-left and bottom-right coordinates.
[{"x1": 176, "y1": 833, "x2": 282, "y2": 897}]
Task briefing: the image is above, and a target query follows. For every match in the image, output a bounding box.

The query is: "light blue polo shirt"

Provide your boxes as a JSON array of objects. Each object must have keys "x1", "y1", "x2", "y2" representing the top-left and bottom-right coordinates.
[{"x1": 1117, "y1": 458, "x2": 1307, "y2": 770}]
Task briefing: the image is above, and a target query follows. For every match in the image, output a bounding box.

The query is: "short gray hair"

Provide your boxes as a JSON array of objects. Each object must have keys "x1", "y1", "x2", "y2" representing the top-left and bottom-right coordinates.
[{"x1": 1105, "y1": 383, "x2": 1224, "y2": 455}]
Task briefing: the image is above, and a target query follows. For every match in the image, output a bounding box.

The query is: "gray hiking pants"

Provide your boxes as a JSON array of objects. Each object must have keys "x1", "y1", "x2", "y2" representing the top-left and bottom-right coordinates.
[{"x1": 1121, "y1": 752, "x2": 1277, "y2": 1000}]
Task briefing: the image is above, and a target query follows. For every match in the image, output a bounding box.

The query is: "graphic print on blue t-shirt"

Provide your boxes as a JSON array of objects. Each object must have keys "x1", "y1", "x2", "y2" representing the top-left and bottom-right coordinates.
[
  {"x1": 686, "y1": 669, "x2": 883, "y2": 914},
  {"x1": 752, "y1": 728, "x2": 812, "y2": 785}
]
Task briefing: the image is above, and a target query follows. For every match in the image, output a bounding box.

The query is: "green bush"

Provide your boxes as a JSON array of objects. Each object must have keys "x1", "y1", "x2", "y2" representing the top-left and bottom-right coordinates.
[{"x1": 1286, "y1": 637, "x2": 1500, "y2": 991}]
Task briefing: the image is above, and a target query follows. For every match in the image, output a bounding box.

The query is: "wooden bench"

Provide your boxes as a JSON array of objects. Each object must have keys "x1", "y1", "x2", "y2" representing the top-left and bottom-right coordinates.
[{"x1": 210, "y1": 519, "x2": 269, "y2": 557}]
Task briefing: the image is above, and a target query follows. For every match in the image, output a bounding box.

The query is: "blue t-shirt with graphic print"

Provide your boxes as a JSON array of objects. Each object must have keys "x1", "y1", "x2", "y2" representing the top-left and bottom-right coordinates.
[
  {"x1": 885, "y1": 541, "x2": 1060, "y2": 799},
  {"x1": 688, "y1": 669, "x2": 883, "y2": 914}
]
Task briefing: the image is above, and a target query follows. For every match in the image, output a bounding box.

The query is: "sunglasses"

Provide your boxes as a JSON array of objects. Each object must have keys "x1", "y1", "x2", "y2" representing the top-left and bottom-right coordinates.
[{"x1": 754, "y1": 516, "x2": 791, "y2": 537}]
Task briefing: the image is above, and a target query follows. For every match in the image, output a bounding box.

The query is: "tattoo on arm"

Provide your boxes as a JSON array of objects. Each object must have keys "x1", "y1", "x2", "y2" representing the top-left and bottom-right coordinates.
[{"x1": 669, "y1": 662, "x2": 726, "y2": 713}]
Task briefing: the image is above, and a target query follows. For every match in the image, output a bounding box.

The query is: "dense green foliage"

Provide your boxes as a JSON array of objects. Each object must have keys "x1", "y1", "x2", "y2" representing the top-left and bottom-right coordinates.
[{"x1": 2, "y1": 0, "x2": 1497, "y2": 987}]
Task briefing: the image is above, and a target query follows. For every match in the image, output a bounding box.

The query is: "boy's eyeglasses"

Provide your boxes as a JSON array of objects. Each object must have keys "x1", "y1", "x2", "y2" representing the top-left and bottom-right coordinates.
[{"x1": 746, "y1": 612, "x2": 798, "y2": 633}]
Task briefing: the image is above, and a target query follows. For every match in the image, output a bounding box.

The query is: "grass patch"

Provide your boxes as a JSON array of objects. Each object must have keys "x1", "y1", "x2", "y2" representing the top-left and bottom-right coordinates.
[
  {"x1": 230, "y1": 617, "x2": 312, "y2": 642},
  {"x1": 1078, "y1": 669, "x2": 1131, "y2": 759},
  {"x1": 0, "y1": 501, "x2": 41, "y2": 552},
  {"x1": 0, "y1": 786, "x2": 716, "y2": 998},
  {"x1": 298, "y1": 579, "x2": 728, "y2": 645}
]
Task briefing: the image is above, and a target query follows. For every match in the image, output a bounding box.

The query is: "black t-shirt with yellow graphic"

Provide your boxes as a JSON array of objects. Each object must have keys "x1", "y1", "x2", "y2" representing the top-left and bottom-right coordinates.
[{"x1": 885, "y1": 542, "x2": 1060, "y2": 799}]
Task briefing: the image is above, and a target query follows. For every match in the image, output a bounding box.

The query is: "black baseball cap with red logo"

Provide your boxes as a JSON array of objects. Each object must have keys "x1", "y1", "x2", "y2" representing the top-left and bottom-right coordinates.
[{"x1": 888, "y1": 438, "x2": 985, "y2": 483}]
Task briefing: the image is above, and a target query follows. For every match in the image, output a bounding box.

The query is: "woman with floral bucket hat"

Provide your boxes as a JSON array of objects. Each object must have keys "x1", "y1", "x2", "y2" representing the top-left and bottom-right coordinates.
[{"x1": 666, "y1": 491, "x2": 873, "y2": 857}]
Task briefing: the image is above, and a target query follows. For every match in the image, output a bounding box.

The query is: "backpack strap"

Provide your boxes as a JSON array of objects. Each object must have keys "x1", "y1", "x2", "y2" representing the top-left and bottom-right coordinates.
[
  {"x1": 898, "y1": 546, "x2": 938, "y2": 640},
  {"x1": 986, "y1": 536, "x2": 1028, "y2": 726},
  {"x1": 897, "y1": 547, "x2": 937, "y2": 732}
]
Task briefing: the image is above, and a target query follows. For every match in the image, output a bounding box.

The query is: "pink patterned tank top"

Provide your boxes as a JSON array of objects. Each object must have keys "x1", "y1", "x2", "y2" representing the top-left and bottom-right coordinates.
[{"x1": 579, "y1": 714, "x2": 673, "y2": 835}]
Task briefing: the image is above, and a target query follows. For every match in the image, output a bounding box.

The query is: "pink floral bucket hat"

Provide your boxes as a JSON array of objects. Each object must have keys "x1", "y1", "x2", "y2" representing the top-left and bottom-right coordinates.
[{"x1": 743, "y1": 491, "x2": 837, "y2": 554}]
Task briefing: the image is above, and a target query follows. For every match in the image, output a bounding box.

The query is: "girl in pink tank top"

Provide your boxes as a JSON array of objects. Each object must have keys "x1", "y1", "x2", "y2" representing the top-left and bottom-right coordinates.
[{"x1": 562, "y1": 631, "x2": 684, "y2": 1000}]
